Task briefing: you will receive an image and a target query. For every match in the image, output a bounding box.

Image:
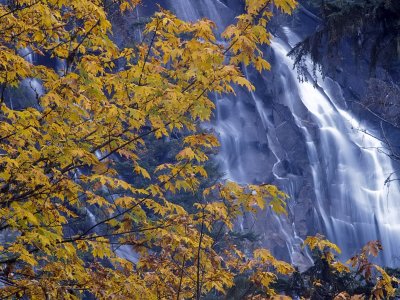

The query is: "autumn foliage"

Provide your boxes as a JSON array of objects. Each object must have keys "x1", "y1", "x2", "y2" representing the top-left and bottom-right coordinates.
[
  {"x1": 0, "y1": 0, "x2": 398, "y2": 299},
  {"x1": 0, "y1": 0, "x2": 298, "y2": 298}
]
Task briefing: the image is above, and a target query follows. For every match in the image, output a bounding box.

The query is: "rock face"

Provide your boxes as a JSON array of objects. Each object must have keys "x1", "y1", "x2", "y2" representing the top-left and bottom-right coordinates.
[{"x1": 210, "y1": 45, "x2": 319, "y2": 268}]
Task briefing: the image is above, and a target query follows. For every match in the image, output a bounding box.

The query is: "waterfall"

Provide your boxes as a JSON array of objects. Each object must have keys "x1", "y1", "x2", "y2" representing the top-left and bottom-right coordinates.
[
  {"x1": 166, "y1": 0, "x2": 315, "y2": 269},
  {"x1": 5, "y1": 47, "x2": 45, "y2": 110},
  {"x1": 212, "y1": 70, "x2": 314, "y2": 269},
  {"x1": 272, "y1": 31, "x2": 400, "y2": 265},
  {"x1": 166, "y1": 0, "x2": 400, "y2": 267}
]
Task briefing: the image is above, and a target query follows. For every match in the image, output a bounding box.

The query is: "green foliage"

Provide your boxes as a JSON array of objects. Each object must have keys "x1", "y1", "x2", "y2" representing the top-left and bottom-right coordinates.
[{"x1": 289, "y1": 0, "x2": 400, "y2": 79}]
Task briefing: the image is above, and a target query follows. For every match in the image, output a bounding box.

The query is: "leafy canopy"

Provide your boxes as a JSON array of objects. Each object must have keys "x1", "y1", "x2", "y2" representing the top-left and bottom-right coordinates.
[{"x1": 0, "y1": 0, "x2": 298, "y2": 299}]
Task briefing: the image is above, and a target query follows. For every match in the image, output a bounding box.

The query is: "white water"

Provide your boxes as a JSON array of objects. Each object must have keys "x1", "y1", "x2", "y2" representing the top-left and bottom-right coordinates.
[
  {"x1": 16, "y1": 48, "x2": 44, "y2": 109},
  {"x1": 166, "y1": 0, "x2": 314, "y2": 269},
  {"x1": 167, "y1": 0, "x2": 400, "y2": 267},
  {"x1": 273, "y1": 32, "x2": 400, "y2": 264}
]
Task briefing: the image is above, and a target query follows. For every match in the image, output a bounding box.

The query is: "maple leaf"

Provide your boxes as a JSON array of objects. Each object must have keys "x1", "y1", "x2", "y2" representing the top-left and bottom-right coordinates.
[{"x1": 0, "y1": 0, "x2": 302, "y2": 298}]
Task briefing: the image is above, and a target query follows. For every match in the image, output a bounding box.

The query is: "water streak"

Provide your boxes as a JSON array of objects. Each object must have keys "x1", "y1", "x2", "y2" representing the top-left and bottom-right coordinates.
[{"x1": 273, "y1": 33, "x2": 400, "y2": 265}]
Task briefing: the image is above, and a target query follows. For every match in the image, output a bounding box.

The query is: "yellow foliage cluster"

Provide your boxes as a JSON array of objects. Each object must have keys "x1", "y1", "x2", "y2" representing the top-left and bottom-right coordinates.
[{"x1": 0, "y1": 0, "x2": 299, "y2": 298}]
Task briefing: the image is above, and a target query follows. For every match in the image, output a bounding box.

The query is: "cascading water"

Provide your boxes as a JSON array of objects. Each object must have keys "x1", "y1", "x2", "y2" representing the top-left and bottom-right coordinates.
[
  {"x1": 4, "y1": 48, "x2": 45, "y2": 110},
  {"x1": 166, "y1": 0, "x2": 400, "y2": 267},
  {"x1": 272, "y1": 30, "x2": 400, "y2": 265},
  {"x1": 165, "y1": 0, "x2": 315, "y2": 269}
]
